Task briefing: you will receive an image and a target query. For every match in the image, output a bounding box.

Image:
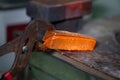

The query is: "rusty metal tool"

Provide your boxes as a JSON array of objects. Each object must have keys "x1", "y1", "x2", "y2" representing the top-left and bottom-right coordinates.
[
  {"x1": 0, "y1": 19, "x2": 54, "y2": 80},
  {"x1": 0, "y1": 19, "x2": 119, "y2": 80}
]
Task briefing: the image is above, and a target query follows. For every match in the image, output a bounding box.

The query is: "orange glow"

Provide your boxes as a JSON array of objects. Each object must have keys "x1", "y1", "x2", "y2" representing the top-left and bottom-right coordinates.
[{"x1": 43, "y1": 30, "x2": 96, "y2": 51}]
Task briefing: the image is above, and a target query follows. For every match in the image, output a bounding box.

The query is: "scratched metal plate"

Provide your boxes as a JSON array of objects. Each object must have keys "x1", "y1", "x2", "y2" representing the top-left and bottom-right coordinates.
[{"x1": 61, "y1": 17, "x2": 120, "y2": 79}]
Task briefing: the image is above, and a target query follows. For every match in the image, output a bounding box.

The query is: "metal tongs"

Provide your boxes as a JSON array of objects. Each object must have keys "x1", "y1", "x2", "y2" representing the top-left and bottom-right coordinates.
[{"x1": 0, "y1": 19, "x2": 54, "y2": 80}]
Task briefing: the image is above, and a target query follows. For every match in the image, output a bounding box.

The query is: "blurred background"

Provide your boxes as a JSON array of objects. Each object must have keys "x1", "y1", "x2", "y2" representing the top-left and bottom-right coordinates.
[
  {"x1": 0, "y1": 0, "x2": 120, "y2": 80},
  {"x1": 0, "y1": 0, "x2": 120, "y2": 45},
  {"x1": 0, "y1": 0, "x2": 30, "y2": 46}
]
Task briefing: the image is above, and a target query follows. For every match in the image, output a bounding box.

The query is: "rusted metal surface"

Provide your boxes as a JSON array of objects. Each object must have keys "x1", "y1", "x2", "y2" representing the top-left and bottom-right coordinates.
[
  {"x1": 52, "y1": 17, "x2": 120, "y2": 80},
  {"x1": 27, "y1": 0, "x2": 91, "y2": 22},
  {"x1": 0, "y1": 37, "x2": 20, "y2": 57},
  {"x1": 0, "y1": 18, "x2": 120, "y2": 80},
  {"x1": 0, "y1": 20, "x2": 55, "y2": 79},
  {"x1": 78, "y1": 18, "x2": 120, "y2": 79}
]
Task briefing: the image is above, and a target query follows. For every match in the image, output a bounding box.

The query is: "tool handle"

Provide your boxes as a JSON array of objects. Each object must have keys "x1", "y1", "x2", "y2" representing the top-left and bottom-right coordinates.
[{"x1": 0, "y1": 72, "x2": 12, "y2": 80}]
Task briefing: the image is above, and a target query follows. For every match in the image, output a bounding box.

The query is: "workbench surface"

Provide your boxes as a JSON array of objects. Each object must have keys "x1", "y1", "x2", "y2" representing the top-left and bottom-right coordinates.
[
  {"x1": 29, "y1": 17, "x2": 120, "y2": 80},
  {"x1": 52, "y1": 17, "x2": 120, "y2": 80}
]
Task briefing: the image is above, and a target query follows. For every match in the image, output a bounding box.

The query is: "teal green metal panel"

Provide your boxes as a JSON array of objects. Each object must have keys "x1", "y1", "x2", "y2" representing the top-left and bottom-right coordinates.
[
  {"x1": 30, "y1": 68, "x2": 57, "y2": 80},
  {"x1": 28, "y1": 52, "x2": 101, "y2": 80}
]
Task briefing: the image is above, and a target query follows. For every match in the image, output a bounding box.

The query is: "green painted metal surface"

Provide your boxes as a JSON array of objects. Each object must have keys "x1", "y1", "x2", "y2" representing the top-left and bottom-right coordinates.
[
  {"x1": 23, "y1": 1, "x2": 120, "y2": 79},
  {"x1": 27, "y1": 52, "x2": 102, "y2": 80}
]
